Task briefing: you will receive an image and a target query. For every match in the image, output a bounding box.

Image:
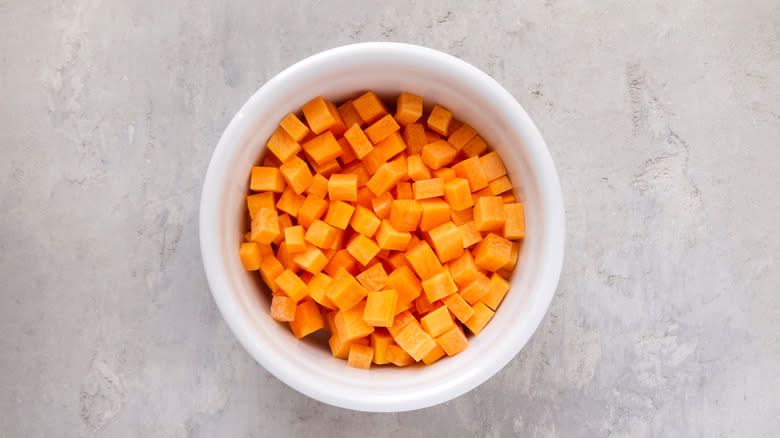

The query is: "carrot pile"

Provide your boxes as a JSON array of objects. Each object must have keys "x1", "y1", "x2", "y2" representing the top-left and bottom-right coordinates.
[{"x1": 239, "y1": 91, "x2": 525, "y2": 369}]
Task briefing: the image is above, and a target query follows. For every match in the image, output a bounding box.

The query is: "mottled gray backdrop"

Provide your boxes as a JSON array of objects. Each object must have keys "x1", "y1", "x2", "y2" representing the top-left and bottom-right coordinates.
[{"x1": 1, "y1": 1, "x2": 778, "y2": 436}]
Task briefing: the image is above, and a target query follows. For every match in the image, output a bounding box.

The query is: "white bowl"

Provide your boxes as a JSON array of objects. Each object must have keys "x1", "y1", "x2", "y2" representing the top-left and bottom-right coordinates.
[{"x1": 199, "y1": 42, "x2": 565, "y2": 412}]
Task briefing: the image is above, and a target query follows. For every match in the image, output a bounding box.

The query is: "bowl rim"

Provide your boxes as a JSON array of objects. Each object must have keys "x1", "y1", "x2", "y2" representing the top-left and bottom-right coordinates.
[{"x1": 199, "y1": 42, "x2": 565, "y2": 411}]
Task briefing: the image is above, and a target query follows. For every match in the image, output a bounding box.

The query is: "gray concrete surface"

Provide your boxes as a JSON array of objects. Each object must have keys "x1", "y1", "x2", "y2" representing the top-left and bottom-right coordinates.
[{"x1": 1, "y1": 0, "x2": 778, "y2": 436}]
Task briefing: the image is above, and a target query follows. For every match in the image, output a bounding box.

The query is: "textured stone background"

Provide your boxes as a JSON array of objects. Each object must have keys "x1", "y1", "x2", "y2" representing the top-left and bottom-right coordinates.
[{"x1": 1, "y1": 1, "x2": 778, "y2": 436}]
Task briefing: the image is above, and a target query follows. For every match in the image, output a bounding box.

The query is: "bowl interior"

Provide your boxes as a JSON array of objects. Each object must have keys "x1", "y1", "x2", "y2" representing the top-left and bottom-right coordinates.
[{"x1": 201, "y1": 43, "x2": 563, "y2": 411}]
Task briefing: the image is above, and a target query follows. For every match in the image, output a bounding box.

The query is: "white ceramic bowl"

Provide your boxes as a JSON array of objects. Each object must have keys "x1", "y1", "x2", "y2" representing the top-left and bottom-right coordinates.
[{"x1": 200, "y1": 42, "x2": 564, "y2": 412}]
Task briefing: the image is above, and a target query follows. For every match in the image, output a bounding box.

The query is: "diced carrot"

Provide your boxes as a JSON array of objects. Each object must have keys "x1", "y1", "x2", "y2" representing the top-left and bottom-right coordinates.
[
  {"x1": 488, "y1": 176, "x2": 512, "y2": 195},
  {"x1": 447, "y1": 251, "x2": 482, "y2": 288},
  {"x1": 366, "y1": 157, "x2": 407, "y2": 197},
  {"x1": 405, "y1": 241, "x2": 445, "y2": 280},
  {"x1": 436, "y1": 325, "x2": 468, "y2": 356},
  {"x1": 459, "y1": 221, "x2": 483, "y2": 248},
  {"x1": 247, "y1": 192, "x2": 276, "y2": 219},
  {"x1": 304, "y1": 220, "x2": 339, "y2": 249},
  {"x1": 250, "y1": 208, "x2": 280, "y2": 244},
  {"x1": 425, "y1": 130, "x2": 441, "y2": 144},
  {"x1": 393, "y1": 318, "x2": 437, "y2": 361},
  {"x1": 421, "y1": 140, "x2": 457, "y2": 170},
  {"x1": 302, "y1": 131, "x2": 342, "y2": 166},
  {"x1": 310, "y1": 158, "x2": 341, "y2": 178},
  {"x1": 482, "y1": 273, "x2": 510, "y2": 310},
  {"x1": 279, "y1": 113, "x2": 310, "y2": 142},
  {"x1": 420, "y1": 305, "x2": 455, "y2": 337},
  {"x1": 371, "y1": 192, "x2": 394, "y2": 219},
  {"x1": 374, "y1": 131, "x2": 407, "y2": 161},
  {"x1": 427, "y1": 105, "x2": 452, "y2": 136},
  {"x1": 306, "y1": 174, "x2": 329, "y2": 198},
  {"x1": 263, "y1": 153, "x2": 283, "y2": 168},
  {"x1": 421, "y1": 342, "x2": 446, "y2": 365},
  {"x1": 473, "y1": 233, "x2": 513, "y2": 271},
  {"x1": 363, "y1": 289, "x2": 398, "y2": 327},
  {"x1": 250, "y1": 166, "x2": 285, "y2": 193},
  {"x1": 334, "y1": 300, "x2": 375, "y2": 341},
  {"x1": 275, "y1": 269, "x2": 309, "y2": 302},
  {"x1": 394, "y1": 181, "x2": 413, "y2": 200},
  {"x1": 352, "y1": 91, "x2": 388, "y2": 124},
  {"x1": 270, "y1": 295, "x2": 297, "y2": 322},
  {"x1": 370, "y1": 329, "x2": 394, "y2": 364},
  {"x1": 473, "y1": 196, "x2": 506, "y2": 232},
  {"x1": 452, "y1": 156, "x2": 488, "y2": 192},
  {"x1": 292, "y1": 244, "x2": 329, "y2": 275},
  {"x1": 464, "y1": 301, "x2": 495, "y2": 335},
  {"x1": 276, "y1": 186, "x2": 306, "y2": 217},
  {"x1": 328, "y1": 173, "x2": 358, "y2": 202},
  {"x1": 428, "y1": 221, "x2": 464, "y2": 263},
  {"x1": 343, "y1": 124, "x2": 374, "y2": 159},
  {"x1": 274, "y1": 213, "x2": 293, "y2": 246},
  {"x1": 418, "y1": 198, "x2": 451, "y2": 232},
  {"x1": 297, "y1": 195, "x2": 328, "y2": 228},
  {"x1": 324, "y1": 100, "x2": 347, "y2": 137},
  {"x1": 459, "y1": 272, "x2": 490, "y2": 305},
  {"x1": 347, "y1": 343, "x2": 374, "y2": 369},
  {"x1": 323, "y1": 200, "x2": 355, "y2": 230},
  {"x1": 422, "y1": 270, "x2": 458, "y2": 302},
  {"x1": 447, "y1": 119, "x2": 463, "y2": 137},
  {"x1": 307, "y1": 272, "x2": 337, "y2": 310},
  {"x1": 431, "y1": 167, "x2": 456, "y2": 182},
  {"x1": 375, "y1": 220, "x2": 412, "y2": 251},
  {"x1": 342, "y1": 161, "x2": 370, "y2": 187},
  {"x1": 501, "y1": 192, "x2": 516, "y2": 204},
  {"x1": 361, "y1": 148, "x2": 387, "y2": 175},
  {"x1": 266, "y1": 127, "x2": 302, "y2": 163},
  {"x1": 450, "y1": 207, "x2": 473, "y2": 226},
  {"x1": 301, "y1": 96, "x2": 341, "y2": 135},
  {"x1": 442, "y1": 177, "x2": 474, "y2": 212},
  {"x1": 328, "y1": 332, "x2": 369, "y2": 359},
  {"x1": 337, "y1": 137, "x2": 357, "y2": 165},
  {"x1": 355, "y1": 186, "x2": 373, "y2": 209},
  {"x1": 447, "y1": 123, "x2": 477, "y2": 150},
  {"x1": 276, "y1": 241, "x2": 300, "y2": 273},
  {"x1": 412, "y1": 178, "x2": 444, "y2": 200},
  {"x1": 355, "y1": 262, "x2": 388, "y2": 291},
  {"x1": 386, "y1": 265, "x2": 422, "y2": 314},
  {"x1": 407, "y1": 154, "x2": 432, "y2": 182},
  {"x1": 324, "y1": 249, "x2": 358, "y2": 276},
  {"x1": 284, "y1": 225, "x2": 306, "y2": 253},
  {"x1": 259, "y1": 255, "x2": 284, "y2": 293},
  {"x1": 479, "y1": 151, "x2": 507, "y2": 181},
  {"x1": 389, "y1": 199, "x2": 422, "y2": 232},
  {"x1": 462, "y1": 135, "x2": 488, "y2": 157},
  {"x1": 386, "y1": 251, "x2": 412, "y2": 272},
  {"x1": 403, "y1": 123, "x2": 428, "y2": 155},
  {"x1": 388, "y1": 310, "x2": 417, "y2": 338},
  {"x1": 395, "y1": 92, "x2": 423, "y2": 126},
  {"x1": 346, "y1": 234, "x2": 380, "y2": 266},
  {"x1": 337, "y1": 99, "x2": 365, "y2": 130},
  {"x1": 503, "y1": 203, "x2": 525, "y2": 240},
  {"x1": 385, "y1": 344, "x2": 415, "y2": 366},
  {"x1": 349, "y1": 205, "x2": 381, "y2": 237},
  {"x1": 239, "y1": 242, "x2": 262, "y2": 270},
  {"x1": 327, "y1": 267, "x2": 369, "y2": 312},
  {"x1": 441, "y1": 293, "x2": 475, "y2": 323},
  {"x1": 414, "y1": 290, "x2": 436, "y2": 314},
  {"x1": 501, "y1": 241, "x2": 521, "y2": 274},
  {"x1": 364, "y1": 113, "x2": 400, "y2": 144}
]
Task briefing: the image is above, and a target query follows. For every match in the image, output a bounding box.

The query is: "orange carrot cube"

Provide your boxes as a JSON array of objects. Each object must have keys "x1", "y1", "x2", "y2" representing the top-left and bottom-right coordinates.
[
  {"x1": 297, "y1": 195, "x2": 328, "y2": 228},
  {"x1": 436, "y1": 325, "x2": 468, "y2": 356},
  {"x1": 304, "y1": 219, "x2": 339, "y2": 249},
  {"x1": 386, "y1": 265, "x2": 422, "y2": 313},
  {"x1": 473, "y1": 233, "x2": 513, "y2": 271},
  {"x1": 337, "y1": 99, "x2": 365, "y2": 130},
  {"x1": 284, "y1": 225, "x2": 306, "y2": 253},
  {"x1": 421, "y1": 270, "x2": 458, "y2": 302},
  {"x1": 421, "y1": 140, "x2": 457, "y2": 169},
  {"x1": 334, "y1": 300, "x2": 375, "y2": 341},
  {"x1": 324, "y1": 249, "x2": 358, "y2": 277},
  {"x1": 464, "y1": 301, "x2": 495, "y2": 335},
  {"x1": 370, "y1": 329, "x2": 394, "y2": 364},
  {"x1": 407, "y1": 154, "x2": 432, "y2": 182},
  {"x1": 483, "y1": 273, "x2": 510, "y2": 310},
  {"x1": 275, "y1": 269, "x2": 309, "y2": 302},
  {"x1": 375, "y1": 220, "x2": 412, "y2": 251},
  {"x1": 328, "y1": 173, "x2": 358, "y2": 201},
  {"x1": 265, "y1": 127, "x2": 302, "y2": 163},
  {"x1": 273, "y1": 213, "x2": 293, "y2": 246},
  {"x1": 360, "y1": 148, "x2": 387, "y2": 175},
  {"x1": 250, "y1": 208, "x2": 280, "y2": 244},
  {"x1": 328, "y1": 332, "x2": 369, "y2": 359},
  {"x1": 421, "y1": 342, "x2": 446, "y2": 365},
  {"x1": 462, "y1": 135, "x2": 488, "y2": 157},
  {"x1": 246, "y1": 192, "x2": 276, "y2": 219},
  {"x1": 441, "y1": 293, "x2": 475, "y2": 323},
  {"x1": 239, "y1": 242, "x2": 262, "y2": 270},
  {"x1": 346, "y1": 234, "x2": 380, "y2": 266},
  {"x1": 337, "y1": 137, "x2": 357, "y2": 165},
  {"x1": 459, "y1": 272, "x2": 490, "y2": 305},
  {"x1": 452, "y1": 156, "x2": 488, "y2": 192},
  {"x1": 457, "y1": 221, "x2": 482, "y2": 248},
  {"x1": 412, "y1": 178, "x2": 444, "y2": 200},
  {"x1": 259, "y1": 255, "x2": 284, "y2": 292},
  {"x1": 355, "y1": 262, "x2": 388, "y2": 291},
  {"x1": 394, "y1": 181, "x2": 413, "y2": 200},
  {"x1": 442, "y1": 177, "x2": 473, "y2": 212},
  {"x1": 403, "y1": 123, "x2": 428, "y2": 155},
  {"x1": 431, "y1": 167, "x2": 456, "y2": 182},
  {"x1": 307, "y1": 272, "x2": 336, "y2": 310},
  {"x1": 250, "y1": 166, "x2": 285, "y2": 193},
  {"x1": 310, "y1": 158, "x2": 341, "y2": 178},
  {"x1": 471, "y1": 187, "x2": 495, "y2": 204},
  {"x1": 425, "y1": 130, "x2": 441, "y2": 143},
  {"x1": 501, "y1": 192, "x2": 517, "y2": 204},
  {"x1": 364, "y1": 113, "x2": 400, "y2": 144},
  {"x1": 270, "y1": 295, "x2": 297, "y2": 322},
  {"x1": 305, "y1": 174, "x2": 329, "y2": 198},
  {"x1": 327, "y1": 267, "x2": 369, "y2": 311},
  {"x1": 349, "y1": 205, "x2": 381, "y2": 237},
  {"x1": 447, "y1": 251, "x2": 482, "y2": 287},
  {"x1": 371, "y1": 191, "x2": 394, "y2": 219},
  {"x1": 347, "y1": 343, "x2": 374, "y2": 369},
  {"x1": 488, "y1": 175, "x2": 512, "y2": 195},
  {"x1": 395, "y1": 92, "x2": 423, "y2": 126},
  {"x1": 450, "y1": 207, "x2": 473, "y2": 226},
  {"x1": 389, "y1": 199, "x2": 422, "y2": 232},
  {"x1": 426, "y1": 105, "x2": 452, "y2": 136},
  {"x1": 279, "y1": 113, "x2": 310, "y2": 142},
  {"x1": 428, "y1": 221, "x2": 464, "y2": 263},
  {"x1": 480, "y1": 151, "x2": 507, "y2": 181},
  {"x1": 276, "y1": 240, "x2": 299, "y2": 272},
  {"x1": 292, "y1": 244, "x2": 329, "y2": 274},
  {"x1": 343, "y1": 124, "x2": 374, "y2": 159},
  {"x1": 324, "y1": 200, "x2": 355, "y2": 230},
  {"x1": 355, "y1": 186, "x2": 373, "y2": 209},
  {"x1": 375, "y1": 131, "x2": 407, "y2": 161},
  {"x1": 447, "y1": 123, "x2": 477, "y2": 150},
  {"x1": 301, "y1": 96, "x2": 340, "y2": 135},
  {"x1": 342, "y1": 162, "x2": 370, "y2": 186},
  {"x1": 288, "y1": 299, "x2": 323, "y2": 338},
  {"x1": 324, "y1": 100, "x2": 347, "y2": 137},
  {"x1": 386, "y1": 251, "x2": 412, "y2": 272},
  {"x1": 393, "y1": 319, "x2": 437, "y2": 361},
  {"x1": 352, "y1": 91, "x2": 388, "y2": 124},
  {"x1": 503, "y1": 203, "x2": 525, "y2": 240},
  {"x1": 418, "y1": 198, "x2": 451, "y2": 232},
  {"x1": 473, "y1": 196, "x2": 506, "y2": 232},
  {"x1": 366, "y1": 158, "x2": 407, "y2": 197},
  {"x1": 363, "y1": 289, "x2": 398, "y2": 327},
  {"x1": 420, "y1": 305, "x2": 455, "y2": 337},
  {"x1": 446, "y1": 119, "x2": 463, "y2": 137},
  {"x1": 385, "y1": 344, "x2": 415, "y2": 366},
  {"x1": 276, "y1": 186, "x2": 305, "y2": 217},
  {"x1": 405, "y1": 241, "x2": 445, "y2": 280}
]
